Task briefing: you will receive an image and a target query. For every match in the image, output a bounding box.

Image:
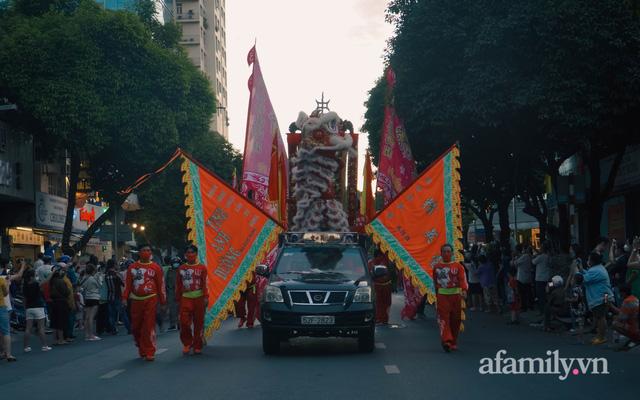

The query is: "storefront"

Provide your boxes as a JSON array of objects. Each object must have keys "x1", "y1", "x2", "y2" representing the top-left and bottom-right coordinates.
[
  {"x1": 600, "y1": 144, "x2": 640, "y2": 241},
  {"x1": 6, "y1": 228, "x2": 44, "y2": 264}
]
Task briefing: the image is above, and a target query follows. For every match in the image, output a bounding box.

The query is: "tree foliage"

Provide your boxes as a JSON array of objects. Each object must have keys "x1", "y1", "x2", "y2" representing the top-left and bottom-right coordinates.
[
  {"x1": 133, "y1": 132, "x2": 243, "y2": 251},
  {"x1": 0, "y1": 0, "x2": 217, "y2": 253},
  {"x1": 364, "y1": 0, "x2": 640, "y2": 248}
]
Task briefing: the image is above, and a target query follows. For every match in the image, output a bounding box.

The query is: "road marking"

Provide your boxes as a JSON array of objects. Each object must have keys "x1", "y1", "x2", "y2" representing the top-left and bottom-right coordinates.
[
  {"x1": 385, "y1": 365, "x2": 400, "y2": 374},
  {"x1": 100, "y1": 369, "x2": 125, "y2": 379},
  {"x1": 156, "y1": 348, "x2": 168, "y2": 355},
  {"x1": 375, "y1": 342, "x2": 387, "y2": 349}
]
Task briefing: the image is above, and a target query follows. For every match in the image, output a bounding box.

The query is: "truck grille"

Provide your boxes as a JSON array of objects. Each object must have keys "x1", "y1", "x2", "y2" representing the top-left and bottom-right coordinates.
[{"x1": 287, "y1": 290, "x2": 348, "y2": 305}]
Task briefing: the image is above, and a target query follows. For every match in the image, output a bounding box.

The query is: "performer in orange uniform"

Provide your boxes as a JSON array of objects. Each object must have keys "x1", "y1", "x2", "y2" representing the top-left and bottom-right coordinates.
[
  {"x1": 122, "y1": 245, "x2": 166, "y2": 361},
  {"x1": 368, "y1": 249, "x2": 392, "y2": 324},
  {"x1": 433, "y1": 243, "x2": 468, "y2": 353},
  {"x1": 176, "y1": 245, "x2": 209, "y2": 355}
]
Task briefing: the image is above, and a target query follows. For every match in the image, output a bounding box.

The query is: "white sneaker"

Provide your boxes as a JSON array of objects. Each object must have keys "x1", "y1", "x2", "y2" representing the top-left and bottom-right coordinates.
[
  {"x1": 24, "y1": 347, "x2": 32, "y2": 353},
  {"x1": 41, "y1": 346, "x2": 52, "y2": 352}
]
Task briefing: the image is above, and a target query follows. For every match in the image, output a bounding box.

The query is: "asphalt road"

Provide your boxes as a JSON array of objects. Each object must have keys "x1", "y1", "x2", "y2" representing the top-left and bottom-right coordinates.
[{"x1": 1, "y1": 294, "x2": 636, "y2": 400}]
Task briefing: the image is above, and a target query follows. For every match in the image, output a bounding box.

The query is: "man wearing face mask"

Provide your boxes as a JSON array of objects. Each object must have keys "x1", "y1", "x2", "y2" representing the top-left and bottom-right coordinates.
[
  {"x1": 433, "y1": 243, "x2": 468, "y2": 353},
  {"x1": 176, "y1": 245, "x2": 209, "y2": 355},
  {"x1": 122, "y1": 244, "x2": 166, "y2": 361}
]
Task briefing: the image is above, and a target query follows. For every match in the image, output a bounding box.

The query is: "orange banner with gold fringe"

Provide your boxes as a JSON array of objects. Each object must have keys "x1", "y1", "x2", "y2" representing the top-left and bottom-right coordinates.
[
  {"x1": 180, "y1": 153, "x2": 283, "y2": 337},
  {"x1": 365, "y1": 145, "x2": 463, "y2": 305}
]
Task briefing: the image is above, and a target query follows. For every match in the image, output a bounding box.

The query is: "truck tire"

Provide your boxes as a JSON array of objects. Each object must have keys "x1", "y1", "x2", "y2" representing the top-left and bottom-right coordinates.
[
  {"x1": 358, "y1": 328, "x2": 375, "y2": 353},
  {"x1": 262, "y1": 328, "x2": 280, "y2": 355}
]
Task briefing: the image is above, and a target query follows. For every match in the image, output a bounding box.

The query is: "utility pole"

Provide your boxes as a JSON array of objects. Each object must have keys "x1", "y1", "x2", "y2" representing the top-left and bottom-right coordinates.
[{"x1": 113, "y1": 207, "x2": 118, "y2": 260}]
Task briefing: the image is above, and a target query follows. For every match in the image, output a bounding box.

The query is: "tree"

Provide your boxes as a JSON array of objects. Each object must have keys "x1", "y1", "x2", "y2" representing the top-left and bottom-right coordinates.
[
  {"x1": 370, "y1": 0, "x2": 640, "y2": 249},
  {"x1": 0, "y1": 0, "x2": 216, "y2": 254},
  {"x1": 132, "y1": 131, "x2": 242, "y2": 251}
]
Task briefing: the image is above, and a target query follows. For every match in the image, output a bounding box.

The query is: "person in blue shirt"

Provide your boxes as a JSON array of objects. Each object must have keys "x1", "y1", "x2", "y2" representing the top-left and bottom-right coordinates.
[{"x1": 577, "y1": 252, "x2": 613, "y2": 345}]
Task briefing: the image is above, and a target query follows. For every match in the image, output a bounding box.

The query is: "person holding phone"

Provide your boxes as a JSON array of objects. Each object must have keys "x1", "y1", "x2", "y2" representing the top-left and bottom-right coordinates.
[{"x1": 0, "y1": 259, "x2": 26, "y2": 362}]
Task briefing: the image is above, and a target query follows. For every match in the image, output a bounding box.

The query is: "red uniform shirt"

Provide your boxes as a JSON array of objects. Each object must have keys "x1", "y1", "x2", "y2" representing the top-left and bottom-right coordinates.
[
  {"x1": 176, "y1": 263, "x2": 208, "y2": 299},
  {"x1": 122, "y1": 261, "x2": 167, "y2": 304},
  {"x1": 433, "y1": 262, "x2": 469, "y2": 292}
]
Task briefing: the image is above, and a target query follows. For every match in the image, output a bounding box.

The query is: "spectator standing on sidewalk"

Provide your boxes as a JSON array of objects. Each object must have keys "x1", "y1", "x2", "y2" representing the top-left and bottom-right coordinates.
[
  {"x1": 578, "y1": 252, "x2": 614, "y2": 345},
  {"x1": 477, "y1": 254, "x2": 498, "y2": 313},
  {"x1": 49, "y1": 265, "x2": 71, "y2": 346},
  {"x1": 80, "y1": 263, "x2": 101, "y2": 341},
  {"x1": 512, "y1": 245, "x2": 533, "y2": 312},
  {"x1": 0, "y1": 260, "x2": 26, "y2": 362},
  {"x1": 533, "y1": 242, "x2": 553, "y2": 315},
  {"x1": 505, "y1": 268, "x2": 521, "y2": 324},
  {"x1": 626, "y1": 236, "x2": 640, "y2": 300},
  {"x1": 22, "y1": 268, "x2": 52, "y2": 353},
  {"x1": 105, "y1": 260, "x2": 123, "y2": 334},
  {"x1": 464, "y1": 252, "x2": 483, "y2": 311}
]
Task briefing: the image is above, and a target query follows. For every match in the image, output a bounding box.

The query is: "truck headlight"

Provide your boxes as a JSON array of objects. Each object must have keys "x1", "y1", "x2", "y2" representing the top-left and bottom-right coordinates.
[
  {"x1": 353, "y1": 287, "x2": 372, "y2": 303},
  {"x1": 264, "y1": 285, "x2": 284, "y2": 303}
]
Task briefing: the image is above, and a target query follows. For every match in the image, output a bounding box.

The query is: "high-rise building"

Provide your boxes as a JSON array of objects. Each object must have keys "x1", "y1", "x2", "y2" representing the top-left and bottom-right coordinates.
[
  {"x1": 167, "y1": 0, "x2": 228, "y2": 138},
  {"x1": 96, "y1": 0, "x2": 229, "y2": 138}
]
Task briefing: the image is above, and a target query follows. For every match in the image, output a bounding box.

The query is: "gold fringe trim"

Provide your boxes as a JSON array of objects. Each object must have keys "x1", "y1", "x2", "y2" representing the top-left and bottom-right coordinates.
[
  {"x1": 365, "y1": 224, "x2": 437, "y2": 305},
  {"x1": 203, "y1": 226, "x2": 282, "y2": 338},
  {"x1": 181, "y1": 157, "x2": 197, "y2": 244}
]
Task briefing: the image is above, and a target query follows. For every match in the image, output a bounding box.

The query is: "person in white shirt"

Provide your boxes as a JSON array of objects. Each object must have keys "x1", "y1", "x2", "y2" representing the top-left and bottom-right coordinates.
[
  {"x1": 512, "y1": 245, "x2": 534, "y2": 312},
  {"x1": 533, "y1": 243, "x2": 553, "y2": 314},
  {"x1": 464, "y1": 252, "x2": 483, "y2": 311}
]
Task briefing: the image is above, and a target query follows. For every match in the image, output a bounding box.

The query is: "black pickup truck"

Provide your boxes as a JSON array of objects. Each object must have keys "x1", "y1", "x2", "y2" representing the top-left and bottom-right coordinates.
[{"x1": 257, "y1": 232, "x2": 387, "y2": 355}]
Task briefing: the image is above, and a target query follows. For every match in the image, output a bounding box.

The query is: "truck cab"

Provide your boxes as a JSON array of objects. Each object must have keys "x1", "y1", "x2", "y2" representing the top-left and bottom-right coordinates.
[{"x1": 257, "y1": 232, "x2": 385, "y2": 354}]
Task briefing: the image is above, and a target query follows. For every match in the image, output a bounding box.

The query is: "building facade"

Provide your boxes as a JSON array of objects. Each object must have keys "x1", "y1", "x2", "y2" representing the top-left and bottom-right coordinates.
[{"x1": 167, "y1": 0, "x2": 228, "y2": 138}]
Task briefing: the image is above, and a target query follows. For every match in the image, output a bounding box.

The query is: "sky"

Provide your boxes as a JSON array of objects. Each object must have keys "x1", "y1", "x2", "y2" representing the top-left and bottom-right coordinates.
[{"x1": 226, "y1": 0, "x2": 394, "y2": 179}]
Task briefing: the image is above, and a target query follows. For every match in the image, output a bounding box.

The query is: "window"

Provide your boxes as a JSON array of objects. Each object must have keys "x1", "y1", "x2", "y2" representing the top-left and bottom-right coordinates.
[{"x1": 176, "y1": 2, "x2": 182, "y2": 14}]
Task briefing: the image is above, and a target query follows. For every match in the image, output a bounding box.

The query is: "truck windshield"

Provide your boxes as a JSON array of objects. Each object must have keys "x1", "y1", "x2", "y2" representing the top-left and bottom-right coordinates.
[{"x1": 275, "y1": 247, "x2": 366, "y2": 281}]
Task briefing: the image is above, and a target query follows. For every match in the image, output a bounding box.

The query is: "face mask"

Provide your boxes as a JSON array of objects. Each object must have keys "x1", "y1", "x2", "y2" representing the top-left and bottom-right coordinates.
[
  {"x1": 172, "y1": 263, "x2": 180, "y2": 268},
  {"x1": 185, "y1": 252, "x2": 197, "y2": 263},
  {"x1": 139, "y1": 249, "x2": 152, "y2": 262}
]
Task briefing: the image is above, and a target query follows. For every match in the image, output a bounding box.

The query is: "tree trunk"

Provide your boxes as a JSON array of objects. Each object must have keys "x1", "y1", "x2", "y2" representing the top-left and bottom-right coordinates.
[
  {"x1": 586, "y1": 148, "x2": 624, "y2": 249},
  {"x1": 557, "y1": 204, "x2": 570, "y2": 252},
  {"x1": 71, "y1": 206, "x2": 113, "y2": 254},
  {"x1": 468, "y1": 203, "x2": 495, "y2": 243},
  {"x1": 497, "y1": 198, "x2": 511, "y2": 247},
  {"x1": 61, "y1": 152, "x2": 80, "y2": 256}
]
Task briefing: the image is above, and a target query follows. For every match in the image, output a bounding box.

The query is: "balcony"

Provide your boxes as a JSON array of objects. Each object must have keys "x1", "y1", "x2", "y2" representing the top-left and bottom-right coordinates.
[
  {"x1": 175, "y1": 11, "x2": 200, "y2": 22},
  {"x1": 179, "y1": 35, "x2": 201, "y2": 45}
]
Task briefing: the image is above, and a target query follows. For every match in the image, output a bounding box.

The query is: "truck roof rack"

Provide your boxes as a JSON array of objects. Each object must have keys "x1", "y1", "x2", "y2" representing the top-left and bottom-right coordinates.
[{"x1": 280, "y1": 232, "x2": 360, "y2": 246}]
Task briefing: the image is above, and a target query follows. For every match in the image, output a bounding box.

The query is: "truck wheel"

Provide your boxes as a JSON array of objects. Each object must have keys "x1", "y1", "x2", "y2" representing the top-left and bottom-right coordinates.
[
  {"x1": 262, "y1": 328, "x2": 280, "y2": 355},
  {"x1": 358, "y1": 328, "x2": 375, "y2": 353}
]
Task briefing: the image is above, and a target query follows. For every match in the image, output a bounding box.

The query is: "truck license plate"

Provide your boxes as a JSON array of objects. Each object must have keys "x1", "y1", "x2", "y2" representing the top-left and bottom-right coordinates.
[{"x1": 301, "y1": 316, "x2": 335, "y2": 325}]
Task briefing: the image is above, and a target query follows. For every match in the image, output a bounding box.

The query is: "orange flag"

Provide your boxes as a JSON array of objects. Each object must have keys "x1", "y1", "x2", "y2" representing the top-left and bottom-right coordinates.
[
  {"x1": 365, "y1": 145, "x2": 462, "y2": 303},
  {"x1": 181, "y1": 153, "x2": 283, "y2": 337}
]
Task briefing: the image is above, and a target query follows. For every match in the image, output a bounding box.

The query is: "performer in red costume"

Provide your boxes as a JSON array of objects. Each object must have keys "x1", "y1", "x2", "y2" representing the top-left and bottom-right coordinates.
[
  {"x1": 176, "y1": 245, "x2": 209, "y2": 355},
  {"x1": 122, "y1": 244, "x2": 166, "y2": 361},
  {"x1": 368, "y1": 249, "x2": 392, "y2": 324},
  {"x1": 433, "y1": 243, "x2": 468, "y2": 353},
  {"x1": 235, "y1": 272, "x2": 259, "y2": 328}
]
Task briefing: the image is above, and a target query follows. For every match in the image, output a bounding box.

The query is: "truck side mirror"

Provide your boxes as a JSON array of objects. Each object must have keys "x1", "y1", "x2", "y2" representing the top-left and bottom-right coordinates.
[{"x1": 256, "y1": 264, "x2": 270, "y2": 277}]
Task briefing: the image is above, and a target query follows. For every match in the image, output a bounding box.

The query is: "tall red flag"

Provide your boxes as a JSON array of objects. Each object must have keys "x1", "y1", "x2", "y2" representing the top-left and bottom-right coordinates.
[
  {"x1": 241, "y1": 46, "x2": 288, "y2": 226},
  {"x1": 375, "y1": 67, "x2": 421, "y2": 319},
  {"x1": 360, "y1": 151, "x2": 376, "y2": 223}
]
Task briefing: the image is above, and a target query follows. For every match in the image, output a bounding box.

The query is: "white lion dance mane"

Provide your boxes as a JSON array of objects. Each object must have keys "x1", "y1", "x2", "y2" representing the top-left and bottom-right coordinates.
[{"x1": 291, "y1": 110, "x2": 356, "y2": 232}]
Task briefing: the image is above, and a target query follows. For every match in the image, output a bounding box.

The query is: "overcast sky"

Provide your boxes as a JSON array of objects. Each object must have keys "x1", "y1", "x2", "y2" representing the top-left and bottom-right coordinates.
[{"x1": 226, "y1": 0, "x2": 393, "y2": 176}]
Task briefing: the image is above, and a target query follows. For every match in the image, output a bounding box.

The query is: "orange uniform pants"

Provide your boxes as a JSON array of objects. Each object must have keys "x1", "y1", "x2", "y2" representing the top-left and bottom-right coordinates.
[
  {"x1": 436, "y1": 293, "x2": 462, "y2": 347},
  {"x1": 179, "y1": 296, "x2": 206, "y2": 351},
  {"x1": 131, "y1": 296, "x2": 158, "y2": 357}
]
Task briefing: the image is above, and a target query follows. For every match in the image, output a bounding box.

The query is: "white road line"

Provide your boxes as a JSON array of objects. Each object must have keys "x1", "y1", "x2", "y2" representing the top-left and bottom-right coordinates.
[
  {"x1": 375, "y1": 342, "x2": 387, "y2": 349},
  {"x1": 100, "y1": 369, "x2": 125, "y2": 379},
  {"x1": 156, "y1": 348, "x2": 168, "y2": 355},
  {"x1": 384, "y1": 365, "x2": 400, "y2": 374}
]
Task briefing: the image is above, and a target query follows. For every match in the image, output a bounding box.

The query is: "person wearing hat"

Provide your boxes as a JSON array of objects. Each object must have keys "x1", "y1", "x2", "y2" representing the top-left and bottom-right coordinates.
[
  {"x1": 542, "y1": 275, "x2": 570, "y2": 331},
  {"x1": 122, "y1": 244, "x2": 166, "y2": 361}
]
